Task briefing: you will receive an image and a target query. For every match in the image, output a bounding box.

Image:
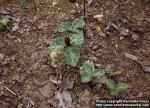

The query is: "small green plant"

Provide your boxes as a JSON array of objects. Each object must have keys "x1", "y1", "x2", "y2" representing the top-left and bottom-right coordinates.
[
  {"x1": 80, "y1": 61, "x2": 105, "y2": 83},
  {"x1": 80, "y1": 61, "x2": 130, "y2": 96},
  {"x1": 106, "y1": 79, "x2": 130, "y2": 96},
  {"x1": 49, "y1": 19, "x2": 130, "y2": 97},
  {"x1": 49, "y1": 19, "x2": 85, "y2": 66},
  {"x1": 0, "y1": 16, "x2": 10, "y2": 30}
]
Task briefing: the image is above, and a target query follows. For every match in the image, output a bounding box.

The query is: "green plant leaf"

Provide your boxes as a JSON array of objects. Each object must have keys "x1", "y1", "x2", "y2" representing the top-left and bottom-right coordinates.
[
  {"x1": 81, "y1": 75, "x2": 93, "y2": 83},
  {"x1": 0, "y1": 17, "x2": 9, "y2": 29},
  {"x1": 70, "y1": 31, "x2": 84, "y2": 46},
  {"x1": 82, "y1": 63, "x2": 94, "y2": 75},
  {"x1": 57, "y1": 22, "x2": 71, "y2": 32},
  {"x1": 110, "y1": 89, "x2": 119, "y2": 96},
  {"x1": 49, "y1": 37, "x2": 65, "y2": 52},
  {"x1": 116, "y1": 83, "x2": 130, "y2": 91},
  {"x1": 73, "y1": 19, "x2": 85, "y2": 29},
  {"x1": 93, "y1": 69, "x2": 105, "y2": 78},
  {"x1": 81, "y1": 63, "x2": 93, "y2": 83},
  {"x1": 62, "y1": 47, "x2": 80, "y2": 66},
  {"x1": 57, "y1": 19, "x2": 85, "y2": 33},
  {"x1": 110, "y1": 83, "x2": 130, "y2": 96},
  {"x1": 81, "y1": 62, "x2": 105, "y2": 83},
  {"x1": 105, "y1": 79, "x2": 116, "y2": 90}
]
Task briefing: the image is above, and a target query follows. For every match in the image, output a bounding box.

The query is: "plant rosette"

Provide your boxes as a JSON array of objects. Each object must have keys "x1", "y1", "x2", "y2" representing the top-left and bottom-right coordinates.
[
  {"x1": 80, "y1": 61, "x2": 105, "y2": 83},
  {"x1": 105, "y1": 79, "x2": 130, "y2": 96},
  {"x1": 49, "y1": 19, "x2": 85, "y2": 66}
]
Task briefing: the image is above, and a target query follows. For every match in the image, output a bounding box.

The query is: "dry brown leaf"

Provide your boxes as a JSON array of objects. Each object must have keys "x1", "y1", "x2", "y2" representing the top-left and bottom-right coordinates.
[{"x1": 55, "y1": 91, "x2": 73, "y2": 108}]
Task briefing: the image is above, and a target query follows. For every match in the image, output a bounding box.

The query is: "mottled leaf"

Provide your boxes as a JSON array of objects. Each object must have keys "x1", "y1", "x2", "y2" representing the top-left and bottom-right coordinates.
[
  {"x1": 81, "y1": 75, "x2": 93, "y2": 83},
  {"x1": 110, "y1": 89, "x2": 119, "y2": 96},
  {"x1": 81, "y1": 62, "x2": 105, "y2": 83},
  {"x1": 73, "y1": 19, "x2": 85, "y2": 29},
  {"x1": 116, "y1": 83, "x2": 130, "y2": 91},
  {"x1": 105, "y1": 79, "x2": 116, "y2": 90},
  {"x1": 57, "y1": 22, "x2": 71, "y2": 32},
  {"x1": 93, "y1": 69, "x2": 105, "y2": 78},
  {"x1": 62, "y1": 47, "x2": 80, "y2": 66},
  {"x1": 49, "y1": 37, "x2": 65, "y2": 52},
  {"x1": 70, "y1": 31, "x2": 84, "y2": 46}
]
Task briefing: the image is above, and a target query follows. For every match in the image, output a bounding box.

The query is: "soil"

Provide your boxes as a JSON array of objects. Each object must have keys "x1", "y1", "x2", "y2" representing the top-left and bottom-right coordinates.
[{"x1": 0, "y1": 0, "x2": 150, "y2": 108}]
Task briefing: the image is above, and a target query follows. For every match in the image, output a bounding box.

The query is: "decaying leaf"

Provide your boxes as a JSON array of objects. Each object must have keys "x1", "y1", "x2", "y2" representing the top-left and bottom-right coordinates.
[
  {"x1": 55, "y1": 91, "x2": 73, "y2": 108},
  {"x1": 125, "y1": 53, "x2": 150, "y2": 73},
  {"x1": 60, "y1": 79, "x2": 74, "y2": 90}
]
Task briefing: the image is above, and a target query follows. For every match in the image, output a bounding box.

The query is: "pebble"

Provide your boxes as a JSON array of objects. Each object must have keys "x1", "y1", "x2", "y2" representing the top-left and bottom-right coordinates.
[
  {"x1": 131, "y1": 33, "x2": 139, "y2": 41},
  {"x1": 120, "y1": 28, "x2": 130, "y2": 36},
  {"x1": 92, "y1": 45, "x2": 99, "y2": 51}
]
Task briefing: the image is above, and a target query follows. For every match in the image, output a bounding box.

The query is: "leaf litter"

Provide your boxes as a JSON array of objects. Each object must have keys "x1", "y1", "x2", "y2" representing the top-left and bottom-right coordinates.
[{"x1": 125, "y1": 53, "x2": 150, "y2": 73}]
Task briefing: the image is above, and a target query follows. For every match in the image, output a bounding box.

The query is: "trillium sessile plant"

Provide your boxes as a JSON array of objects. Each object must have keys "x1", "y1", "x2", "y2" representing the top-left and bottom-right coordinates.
[
  {"x1": 80, "y1": 61, "x2": 105, "y2": 83},
  {"x1": 106, "y1": 79, "x2": 130, "y2": 96},
  {"x1": 49, "y1": 19, "x2": 85, "y2": 66}
]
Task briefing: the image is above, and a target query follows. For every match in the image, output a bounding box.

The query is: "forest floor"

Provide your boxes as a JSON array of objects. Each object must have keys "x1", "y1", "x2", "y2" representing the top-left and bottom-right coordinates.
[{"x1": 0, "y1": 0, "x2": 150, "y2": 108}]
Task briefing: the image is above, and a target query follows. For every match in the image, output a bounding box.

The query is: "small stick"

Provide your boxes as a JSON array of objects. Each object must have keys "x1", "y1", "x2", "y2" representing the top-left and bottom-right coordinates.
[
  {"x1": 84, "y1": 0, "x2": 86, "y2": 18},
  {"x1": 4, "y1": 86, "x2": 17, "y2": 96}
]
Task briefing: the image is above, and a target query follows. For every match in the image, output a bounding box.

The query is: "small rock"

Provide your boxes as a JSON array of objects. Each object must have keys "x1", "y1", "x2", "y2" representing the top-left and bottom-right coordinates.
[
  {"x1": 92, "y1": 45, "x2": 99, "y2": 51},
  {"x1": 39, "y1": 82, "x2": 56, "y2": 98},
  {"x1": 120, "y1": 28, "x2": 130, "y2": 36},
  {"x1": 131, "y1": 33, "x2": 139, "y2": 41}
]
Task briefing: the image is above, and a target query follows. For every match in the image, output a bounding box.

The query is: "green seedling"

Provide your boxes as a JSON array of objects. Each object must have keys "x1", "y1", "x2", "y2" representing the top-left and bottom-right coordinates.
[
  {"x1": 106, "y1": 79, "x2": 130, "y2": 96},
  {"x1": 49, "y1": 19, "x2": 85, "y2": 66},
  {"x1": 0, "y1": 16, "x2": 10, "y2": 30},
  {"x1": 80, "y1": 61, "x2": 105, "y2": 83}
]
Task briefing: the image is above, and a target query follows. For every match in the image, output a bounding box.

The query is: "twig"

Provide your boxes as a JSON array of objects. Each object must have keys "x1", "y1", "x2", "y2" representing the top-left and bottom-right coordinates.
[
  {"x1": 84, "y1": 0, "x2": 86, "y2": 18},
  {"x1": 4, "y1": 86, "x2": 17, "y2": 96}
]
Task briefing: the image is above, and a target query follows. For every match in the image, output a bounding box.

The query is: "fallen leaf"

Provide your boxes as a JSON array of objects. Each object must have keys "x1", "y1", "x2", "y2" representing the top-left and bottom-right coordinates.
[
  {"x1": 120, "y1": 28, "x2": 130, "y2": 36},
  {"x1": 39, "y1": 82, "x2": 56, "y2": 98},
  {"x1": 60, "y1": 79, "x2": 74, "y2": 90},
  {"x1": 55, "y1": 91, "x2": 73, "y2": 108}
]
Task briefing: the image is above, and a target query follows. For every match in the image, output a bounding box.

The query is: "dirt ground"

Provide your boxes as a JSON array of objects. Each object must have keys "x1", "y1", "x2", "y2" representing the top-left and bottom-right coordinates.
[{"x1": 0, "y1": 0, "x2": 150, "y2": 108}]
